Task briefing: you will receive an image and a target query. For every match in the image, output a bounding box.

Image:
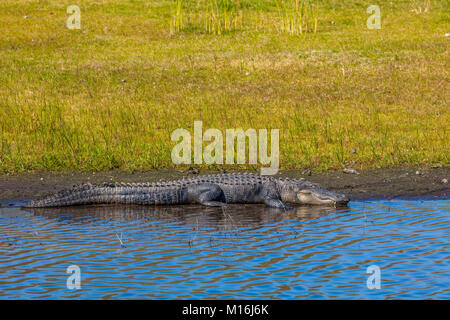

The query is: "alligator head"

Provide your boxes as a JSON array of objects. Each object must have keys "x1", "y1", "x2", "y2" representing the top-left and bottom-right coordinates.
[{"x1": 280, "y1": 180, "x2": 349, "y2": 206}]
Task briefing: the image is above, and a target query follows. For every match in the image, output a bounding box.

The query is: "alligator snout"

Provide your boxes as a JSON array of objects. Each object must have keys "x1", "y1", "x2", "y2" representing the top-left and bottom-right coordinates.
[{"x1": 335, "y1": 196, "x2": 350, "y2": 205}]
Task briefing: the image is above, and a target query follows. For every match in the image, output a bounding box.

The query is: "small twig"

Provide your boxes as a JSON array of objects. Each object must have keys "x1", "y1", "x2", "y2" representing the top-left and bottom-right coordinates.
[
  {"x1": 115, "y1": 232, "x2": 126, "y2": 248},
  {"x1": 189, "y1": 217, "x2": 199, "y2": 247}
]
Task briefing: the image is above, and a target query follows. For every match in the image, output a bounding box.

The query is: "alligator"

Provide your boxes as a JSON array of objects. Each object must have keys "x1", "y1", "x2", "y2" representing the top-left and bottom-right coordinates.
[{"x1": 24, "y1": 173, "x2": 349, "y2": 209}]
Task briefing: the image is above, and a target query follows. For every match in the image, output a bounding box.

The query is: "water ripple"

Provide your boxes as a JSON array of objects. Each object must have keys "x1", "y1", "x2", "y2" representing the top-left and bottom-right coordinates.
[{"x1": 0, "y1": 200, "x2": 449, "y2": 299}]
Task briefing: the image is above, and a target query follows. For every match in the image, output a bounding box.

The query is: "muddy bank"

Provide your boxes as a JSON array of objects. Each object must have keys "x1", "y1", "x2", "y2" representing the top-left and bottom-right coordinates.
[{"x1": 0, "y1": 167, "x2": 448, "y2": 204}]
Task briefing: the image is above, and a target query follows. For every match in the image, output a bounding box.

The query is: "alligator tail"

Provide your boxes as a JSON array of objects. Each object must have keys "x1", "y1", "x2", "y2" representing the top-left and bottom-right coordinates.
[
  {"x1": 24, "y1": 183, "x2": 110, "y2": 207},
  {"x1": 24, "y1": 182, "x2": 186, "y2": 208}
]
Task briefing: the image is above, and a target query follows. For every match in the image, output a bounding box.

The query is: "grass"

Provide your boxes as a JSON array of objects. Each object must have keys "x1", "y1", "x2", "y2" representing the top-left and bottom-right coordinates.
[
  {"x1": 169, "y1": 0, "x2": 184, "y2": 34},
  {"x1": 0, "y1": 0, "x2": 448, "y2": 173},
  {"x1": 275, "y1": 0, "x2": 318, "y2": 35}
]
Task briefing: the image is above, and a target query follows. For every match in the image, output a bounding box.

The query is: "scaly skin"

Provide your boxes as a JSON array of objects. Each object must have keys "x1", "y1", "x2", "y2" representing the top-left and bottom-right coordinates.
[{"x1": 24, "y1": 173, "x2": 349, "y2": 209}]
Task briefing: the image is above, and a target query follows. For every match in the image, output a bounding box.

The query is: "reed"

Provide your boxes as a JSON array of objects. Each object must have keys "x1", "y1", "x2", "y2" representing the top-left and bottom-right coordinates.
[
  {"x1": 275, "y1": 0, "x2": 318, "y2": 34},
  {"x1": 169, "y1": 0, "x2": 243, "y2": 35},
  {"x1": 203, "y1": 0, "x2": 243, "y2": 34},
  {"x1": 169, "y1": 0, "x2": 184, "y2": 35}
]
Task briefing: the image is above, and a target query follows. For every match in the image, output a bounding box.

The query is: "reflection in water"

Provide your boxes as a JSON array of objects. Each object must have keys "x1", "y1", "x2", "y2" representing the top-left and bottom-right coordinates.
[
  {"x1": 30, "y1": 204, "x2": 348, "y2": 226},
  {"x1": 0, "y1": 200, "x2": 449, "y2": 299}
]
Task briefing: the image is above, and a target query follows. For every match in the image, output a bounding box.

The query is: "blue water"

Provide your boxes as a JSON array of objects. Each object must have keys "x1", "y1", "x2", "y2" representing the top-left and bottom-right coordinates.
[{"x1": 0, "y1": 199, "x2": 449, "y2": 299}]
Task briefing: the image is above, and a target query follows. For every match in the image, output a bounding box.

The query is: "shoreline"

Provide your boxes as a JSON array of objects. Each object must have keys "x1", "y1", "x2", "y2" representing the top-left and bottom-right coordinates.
[{"x1": 0, "y1": 167, "x2": 448, "y2": 204}]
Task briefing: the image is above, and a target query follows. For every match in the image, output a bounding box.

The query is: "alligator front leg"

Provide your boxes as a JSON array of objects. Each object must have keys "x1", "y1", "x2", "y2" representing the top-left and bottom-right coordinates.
[
  {"x1": 264, "y1": 198, "x2": 294, "y2": 210},
  {"x1": 187, "y1": 183, "x2": 226, "y2": 207},
  {"x1": 259, "y1": 181, "x2": 294, "y2": 210}
]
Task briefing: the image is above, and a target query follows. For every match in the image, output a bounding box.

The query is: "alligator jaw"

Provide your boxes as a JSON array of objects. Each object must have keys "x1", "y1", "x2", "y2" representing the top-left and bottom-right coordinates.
[
  {"x1": 296, "y1": 188, "x2": 350, "y2": 206},
  {"x1": 317, "y1": 193, "x2": 349, "y2": 206}
]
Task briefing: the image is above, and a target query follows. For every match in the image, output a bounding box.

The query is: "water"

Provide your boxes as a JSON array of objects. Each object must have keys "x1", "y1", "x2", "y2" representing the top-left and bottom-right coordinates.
[{"x1": 0, "y1": 199, "x2": 449, "y2": 299}]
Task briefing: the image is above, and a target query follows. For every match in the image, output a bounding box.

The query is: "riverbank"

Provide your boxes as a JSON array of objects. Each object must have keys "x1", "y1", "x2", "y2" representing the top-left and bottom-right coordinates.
[
  {"x1": 0, "y1": 1, "x2": 448, "y2": 173},
  {"x1": 0, "y1": 167, "x2": 448, "y2": 204}
]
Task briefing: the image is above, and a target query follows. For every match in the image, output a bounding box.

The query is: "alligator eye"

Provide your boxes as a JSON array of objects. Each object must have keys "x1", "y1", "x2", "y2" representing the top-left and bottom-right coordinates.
[{"x1": 299, "y1": 190, "x2": 311, "y2": 194}]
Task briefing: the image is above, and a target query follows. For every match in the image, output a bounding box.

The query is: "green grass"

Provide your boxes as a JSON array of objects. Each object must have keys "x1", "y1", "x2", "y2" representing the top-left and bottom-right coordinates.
[{"x1": 0, "y1": 0, "x2": 449, "y2": 173}]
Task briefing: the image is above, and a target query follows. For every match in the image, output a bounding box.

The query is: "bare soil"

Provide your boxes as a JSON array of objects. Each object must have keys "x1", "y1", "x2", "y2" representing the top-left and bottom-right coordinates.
[{"x1": 0, "y1": 167, "x2": 448, "y2": 205}]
